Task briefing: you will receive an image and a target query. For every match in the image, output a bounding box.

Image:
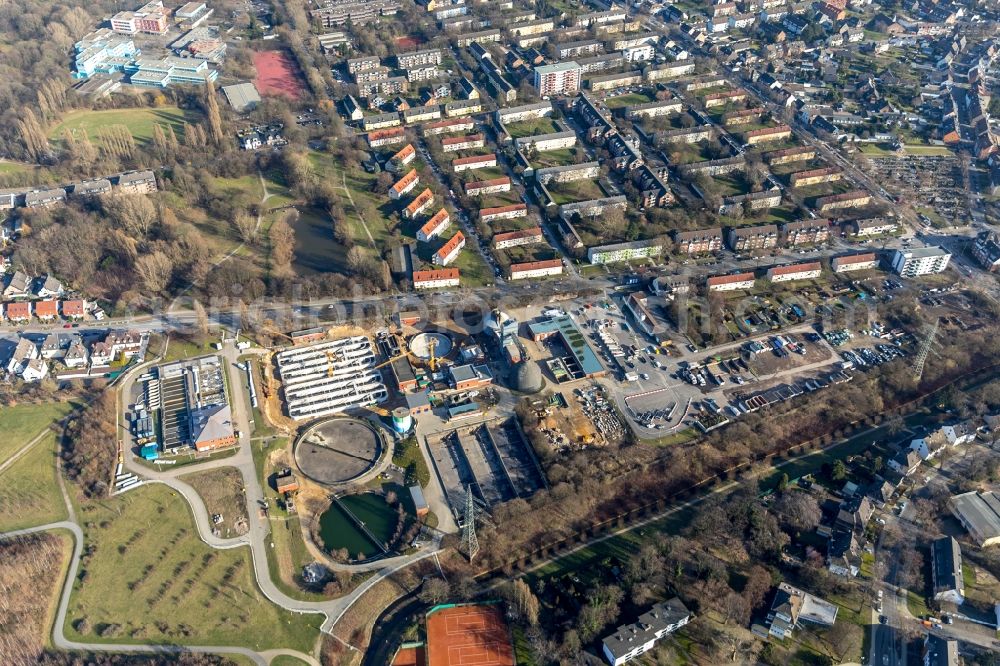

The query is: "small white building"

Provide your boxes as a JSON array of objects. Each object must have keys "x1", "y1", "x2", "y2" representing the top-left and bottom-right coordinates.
[{"x1": 602, "y1": 599, "x2": 690, "y2": 666}]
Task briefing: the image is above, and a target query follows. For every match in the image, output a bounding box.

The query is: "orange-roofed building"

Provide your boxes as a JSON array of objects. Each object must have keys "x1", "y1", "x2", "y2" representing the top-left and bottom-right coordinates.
[
  {"x1": 5, "y1": 301, "x2": 32, "y2": 322},
  {"x1": 404, "y1": 188, "x2": 435, "y2": 219},
  {"x1": 766, "y1": 261, "x2": 822, "y2": 282},
  {"x1": 413, "y1": 268, "x2": 460, "y2": 289},
  {"x1": 433, "y1": 232, "x2": 466, "y2": 266},
  {"x1": 34, "y1": 300, "x2": 59, "y2": 320},
  {"x1": 61, "y1": 300, "x2": 86, "y2": 319},
  {"x1": 707, "y1": 272, "x2": 756, "y2": 291},
  {"x1": 417, "y1": 208, "x2": 451, "y2": 242},
  {"x1": 389, "y1": 169, "x2": 420, "y2": 200}
]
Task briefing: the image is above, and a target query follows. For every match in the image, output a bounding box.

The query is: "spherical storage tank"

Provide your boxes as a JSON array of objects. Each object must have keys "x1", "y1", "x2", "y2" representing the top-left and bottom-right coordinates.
[{"x1": 392, "y1": 407, "x2": 413, "y2": 434}]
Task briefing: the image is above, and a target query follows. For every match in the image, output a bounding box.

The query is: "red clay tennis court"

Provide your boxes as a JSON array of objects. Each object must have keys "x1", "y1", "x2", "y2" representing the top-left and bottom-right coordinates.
[
  {"x1": 426, "y1": 605, "x2": 514, "y2": 666},
  {"x1": 253, "y1": 50, "x2": 305, "y2": 99}
]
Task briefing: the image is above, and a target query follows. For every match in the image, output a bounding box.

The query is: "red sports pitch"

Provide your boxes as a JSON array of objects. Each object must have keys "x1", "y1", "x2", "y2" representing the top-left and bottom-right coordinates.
[
  {"x1": 253, "y1": 50, "x2": 305, "y2": 100},
  {"x1": 426, "y1": 605, "x2": 514, "y2": 666}
]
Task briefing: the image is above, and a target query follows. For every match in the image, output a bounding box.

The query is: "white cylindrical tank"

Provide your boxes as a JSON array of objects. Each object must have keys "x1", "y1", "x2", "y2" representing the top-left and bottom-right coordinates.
[{"x1": 391, "y1": 407, "x2": 413, "y2": 434}]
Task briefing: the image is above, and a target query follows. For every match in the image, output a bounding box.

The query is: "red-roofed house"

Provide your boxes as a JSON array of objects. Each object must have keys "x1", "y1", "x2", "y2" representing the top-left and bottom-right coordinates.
[
  {"x1": 766, "y1": 262, "x2": 822, "y2": 282},
  {"x1": 417, "y1": 208, "x2": 451, "y2": 242},
  {"x1": 413, "y1": 268, "x2": 460, "y2": 289},
  {"x1": 510, "y1": 259, "x2": 563, "y2": 280},
  {"x1": 707, "y1": 272, "x2": 756, "y2": 291},
  {"x1": 433, "y1": 232, "x2": 466, "y2": 266},
  {"x1": 5, "y1": 301, "x2": 32, "y2": 323},
  {"x1": 831, "y1": 253, "x2": 878, "y2": 273},
  {"x1": 480, "y1": 203, "x2": 527, "y2": 223},
  {"x1": 493, "y1": 227, "x2": 544, "y2": 249},
  {"x1": 61, "y1": 300, "x2": 86, "y2": 319},
  {"x1": 34, "y1": 300, "x2": 59, "y2": 321},
  {"x1": 465, "y1": 176, "x2": 511, "y2": 196},
  {"x1": 452, "y1": 154, "x2": 498, "y2": 172}
]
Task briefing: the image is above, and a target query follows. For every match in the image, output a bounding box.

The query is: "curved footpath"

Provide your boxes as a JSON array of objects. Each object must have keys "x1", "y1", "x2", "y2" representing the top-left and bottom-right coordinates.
[{"x1": 0, "y1": 341, "x2": 442, "y2": 665}]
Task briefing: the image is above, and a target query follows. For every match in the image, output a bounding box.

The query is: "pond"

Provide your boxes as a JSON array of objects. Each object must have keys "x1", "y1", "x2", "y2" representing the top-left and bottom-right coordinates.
[
  {"x1": 290, "y1": 208, "x2": 349, "y2": 275},
  {"x1": 317, "y1": 493, "x2": 400, "y2": 561}
]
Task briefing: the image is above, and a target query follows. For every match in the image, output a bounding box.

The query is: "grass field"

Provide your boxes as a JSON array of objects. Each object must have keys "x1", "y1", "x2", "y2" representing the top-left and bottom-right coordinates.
[
  {"x1": 505, "y1": 117, "x2": 562, "y2": 139},
  {"x1": 180, "y1": 467, "x2": 249, "y2": 539},
  {"x1": 0, "y1": 433, "x2": 67, "y2": 532},
  {"x1": 545, "y1": 178, "x2": 605, "y2": 205},
  {"x1": 48, "y1": 107, "x2": 199, "y2": 147},
  {"x1": 0, "y1": 160, "x2": 36, "y2": 175},
  {"x1": 0, "y1": 401, "x2": 77, "y2": 464},
  {"x1": 531, "y1": 147, "x2": 580, "y2": 169},
  {"x1": 66, "y1": 484, "x2": 322, "y2": 651},
  {"x1": 605, "y1": 91, "x2": 656, "y2": 109},
  {"x1": 271, "y1": 657, "x2": 311, "y2": 666}
]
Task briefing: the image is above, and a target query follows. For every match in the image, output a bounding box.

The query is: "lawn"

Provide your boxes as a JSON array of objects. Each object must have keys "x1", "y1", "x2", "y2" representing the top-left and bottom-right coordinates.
[
  {"x1": 903, "y1": 144, "x2": 952, "y2": 157},
  {"x1": 48, "y1": 107, "x2": 198, "y2": 147},
  {"x1": 0, "y1": 401, "x2": 77, "y2": 464},
  {"x1": 605, "y1": 91, "x2": 656, "y2": 109},
  {"x1": 271, "y1": 657, "x2": 311, "y2": 666},
  {"x1": 392, "y1": 436, "x2": 431, "y2": 488},
  {"x1": 0, "y1": 433, "x2": 67, "y2": 532},
  {"x1": 531, "y1": 147, "x2": 581, "y2": 169},
  {"x1": 0, "y1": 160, "x2": 37, "y2": 175},
  {"x1": 506, "y1": 117, "x2": 561, "y2": 139},
  {"x1": 66, "y1": 484, "x2": 322, "y2": 651},
  {"x1": 180, "y1": 467, "x2": 249, "y2": 539},
  {"x1": 308, "y1": 150, "x2": 398, "y2": 249},
  {"x1": 545, "y1": 178, "x2": 605, "y2": 205}
]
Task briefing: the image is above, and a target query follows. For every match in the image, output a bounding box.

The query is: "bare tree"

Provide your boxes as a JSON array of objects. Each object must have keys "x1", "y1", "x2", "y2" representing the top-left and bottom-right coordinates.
[
  {"x1": 233, "y1": 210, "x2": 259, "y2": 245},
  {"x1": 135, "y1": 251, "x2": 174, "y2": 293}
]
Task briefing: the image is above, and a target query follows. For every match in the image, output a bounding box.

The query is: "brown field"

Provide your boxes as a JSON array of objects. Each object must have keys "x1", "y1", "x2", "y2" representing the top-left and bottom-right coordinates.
[{"x1": 0, "y1": 532, "x2": 73, "y2": 662}]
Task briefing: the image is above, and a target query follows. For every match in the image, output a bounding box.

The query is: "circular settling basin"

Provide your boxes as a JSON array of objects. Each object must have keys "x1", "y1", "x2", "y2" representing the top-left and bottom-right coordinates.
[
  {"x1": 409, "y1": 332, "x2": 453, "y2": 361},
  {"x1": 294, "y1": 417, "x2": 381, "y2": 486},
  {"x1": 318, "y1": 493, "x2": 399, "y2": 561}
]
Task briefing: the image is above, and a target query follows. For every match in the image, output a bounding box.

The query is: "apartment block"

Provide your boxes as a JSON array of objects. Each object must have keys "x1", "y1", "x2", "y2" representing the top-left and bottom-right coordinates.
[
  {"x1": 465, "y1": 177, "x2": 511, "y2": 196},
  {"x1": 417, "y1": 208, "x2": 451, "y2": 241},
  {"x1": 403, "y1": 188, "x2": 435, "y2": 218},
  {"x1": 494, "y1": 227, "x2": 544, "y2": 249},
  {"x1": 480, "y1": 203, "x2": 527, "y2": 223},
  {"x1": 890, "y1": 247, "x2": 951, "y2": 277},
  {"x1": 510, "y1": 259, "x2": 563, "y2": 280},
  {"x1": 413, "y1": 268, "x2": 459, "y2": 289},
  {"x1": 816, "y1": 190, "x2": 871, "y2": 212},
  {"x1": 782, "y1": 220, "x2": 831, "y2": 246},
  {"x1": 673, "y1": 228, "x2": 723, "y2": 254},
  {"x1": 727, "y1": 224, "x2": 778, "y2": 251},
  {"x1": 767, "y1": 261, "x2": 822, "y2": 282},
  {"x1": 707, "y1": 272, "x2": 756, "y2": 291},
  {"x1": 831, "y1": 252, "x2": 878, "y2": 273},
  {"x1": 441, "y1": 133, "x2": 485, "y2": 152},
  {"x1": 534, "y1": 61, "x2": 581, "y2": 96},
  {"x1": 433, "y1": 232, "x2": 466, "y2": 265},
  {"x1": 790, "y1": 167, "x2": 843, "y2": 187},
  {"x1": 389, "y1": 169, "x2": 420, "y2": 200}
]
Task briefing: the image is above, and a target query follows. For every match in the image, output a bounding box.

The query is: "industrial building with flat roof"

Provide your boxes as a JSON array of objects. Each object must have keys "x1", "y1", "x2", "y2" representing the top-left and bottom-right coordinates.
[
  {"x1": 949, "y1": 491, "x2": 1000, "y2": 547},
  {"x1": 527, "y1": 315, "x2": 605, "y2": 378},
  {"x1": 276, "y1": 337, "x2": 388, "y2": 421}
]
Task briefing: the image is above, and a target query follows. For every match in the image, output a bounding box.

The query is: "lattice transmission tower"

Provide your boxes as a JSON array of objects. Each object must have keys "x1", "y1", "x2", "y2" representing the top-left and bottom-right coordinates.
[
  {"x1": 460, "y1": 485, "x2": 480, "y2": 562},
  {"x1": 911, "y1": 317, "x2": 940, "y2": 383}
]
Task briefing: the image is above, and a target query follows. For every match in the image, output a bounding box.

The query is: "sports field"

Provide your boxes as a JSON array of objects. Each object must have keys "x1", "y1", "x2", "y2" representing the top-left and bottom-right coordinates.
[
  {"x1": 426, "y1": 605, "x2": 514, "y2": 666},
  {"x1": 48, "y1": 107, "x2": 196, "y2": 146},
  {"x1": 254, "y1": 50, "x2": 305, "y2": 99}
]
